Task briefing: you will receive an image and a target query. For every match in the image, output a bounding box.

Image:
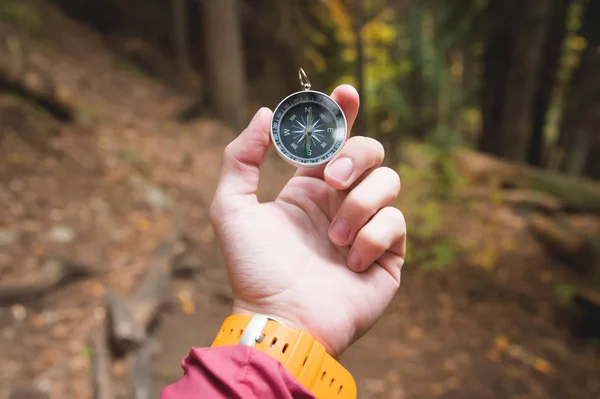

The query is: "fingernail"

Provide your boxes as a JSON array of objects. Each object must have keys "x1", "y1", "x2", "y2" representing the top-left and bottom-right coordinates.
[
  {"x1": 348, "y1": 248, "x2": 362, "y2": 271},
  {"x1": 327, "y1": 157, "x2": 354, "y2": 184},
  {"x1": 330, "y1": 218, "x2": 350, "y2": 244}
]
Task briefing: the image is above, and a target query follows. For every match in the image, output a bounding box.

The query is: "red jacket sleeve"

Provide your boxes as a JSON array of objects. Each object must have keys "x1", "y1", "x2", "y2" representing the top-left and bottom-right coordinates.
[{"x1": 160, "y1": 345, "x2": 316, "y2": 399}]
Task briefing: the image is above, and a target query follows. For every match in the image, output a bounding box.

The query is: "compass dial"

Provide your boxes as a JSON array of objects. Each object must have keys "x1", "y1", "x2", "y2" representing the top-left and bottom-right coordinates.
[{"x1": 271, "y1": 90, "x2": 347, "y2": 167}]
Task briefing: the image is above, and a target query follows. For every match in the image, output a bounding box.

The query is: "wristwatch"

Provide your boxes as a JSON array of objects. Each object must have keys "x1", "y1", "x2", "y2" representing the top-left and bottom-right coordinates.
[{"x1": 211, "y1": 314, "x2": 357, "y2": 398}]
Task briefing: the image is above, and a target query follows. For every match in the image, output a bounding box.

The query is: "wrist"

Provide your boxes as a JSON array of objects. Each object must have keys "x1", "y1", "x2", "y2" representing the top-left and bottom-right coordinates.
[
  {"x1": 231, "y1": 303, "x2": 342, "y2": 359},
  {"x1": 212, "y1": 310, "x2": 358, "y2": 398}
]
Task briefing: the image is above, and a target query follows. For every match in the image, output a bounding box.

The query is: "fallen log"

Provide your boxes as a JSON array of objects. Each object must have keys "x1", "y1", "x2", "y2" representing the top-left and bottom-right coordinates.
[
  {"x1": 90, "y1": 325, "x2": 114, "y2": 399},
  {"x1": 452, "y1": 187, "x2": 563, "y2": 213},
  {"x1": 0, "y1": 257, "x2": 96, "y2": 304},
  {"x1": 129, "y1": 336, "x2": 158, "y2": 399},
  {"x1": 0, "y1": 37, "x2": 75, "y2": 121},
  {"x1": 105, "y1": 235, "x2": 177, "y2": 355},
  {"x1": 527, "y1": 213, "x2": 600, "y2": 275},
  {"x1": 454, "y1": 150, "x2": 600, "y2": 213},
  {"x1": 7, "y1": 386, "x2": 49, "y2": 399}
]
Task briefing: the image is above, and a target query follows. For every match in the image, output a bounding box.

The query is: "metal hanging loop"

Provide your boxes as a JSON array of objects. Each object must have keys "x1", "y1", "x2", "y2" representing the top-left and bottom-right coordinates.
[{"x1": 298, "y1": 68, "x2": 311, "y2": 91}]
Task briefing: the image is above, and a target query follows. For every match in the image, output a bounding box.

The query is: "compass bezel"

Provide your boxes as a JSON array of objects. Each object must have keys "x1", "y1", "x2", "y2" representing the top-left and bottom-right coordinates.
[{"x1": 270, "y1": 90, "x2": 347, "y2": 168}]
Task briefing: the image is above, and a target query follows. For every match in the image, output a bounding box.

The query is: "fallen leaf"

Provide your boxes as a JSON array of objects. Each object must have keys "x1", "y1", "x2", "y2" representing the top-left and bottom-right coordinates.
[
  {"x1": 178, "y1": 289, "x2": 196, "y2": 314},
  {"x1": 408, "y1": 325, "x2": 424, "y2": 340},
  {"x1": 532, "y1": 357, "x2": 553, "y2": 375},
  {"x1": 135, "y1": 217, "x2": 151, "y2": 232},
  {"x1": 494, "y1": 335, "x2": 510, "y2": 352}
]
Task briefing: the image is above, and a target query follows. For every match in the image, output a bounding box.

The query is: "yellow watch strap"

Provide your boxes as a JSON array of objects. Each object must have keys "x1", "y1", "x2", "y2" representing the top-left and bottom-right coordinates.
[{"x1": 211, "y1": 314, "x2": 357, "y2": 399}]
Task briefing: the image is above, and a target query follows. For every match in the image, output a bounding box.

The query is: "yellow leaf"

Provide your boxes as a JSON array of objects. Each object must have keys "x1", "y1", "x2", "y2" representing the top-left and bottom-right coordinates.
[
  {"x1": 135, "y1": 217, "x2": 150, "y2": 232},
  {"x1": 341, "y1": 48, "x2": 357, "y2": 63},
  {"x1": 567, "y1": 36, "x2": 587, "y2": 51},
  {"x1": 326, "y1": 0, "x2": 352, "y2": 30},
  {"x1": 335, "y1": 28, "x2": 355, "y2": 45},
  {"x1": 178, "y1": 289, "x2": 195, "y2": 314},
  {"x1": 363, "y1": 20, "x2": 397, "y2": 44},
  {"x1": 532, "y1": 357, "x2": 553, "y2": 375},
  {"x1": 494, "y1": 335, "x2": 510, "y2": 352},
  {"x1": 181, "y1": 300, "x2": 195, "y2": 314}
]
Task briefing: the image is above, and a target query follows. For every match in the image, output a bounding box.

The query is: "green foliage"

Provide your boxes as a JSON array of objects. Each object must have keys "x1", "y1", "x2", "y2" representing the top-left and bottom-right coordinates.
[
  {"x1": 0, "y1": 1, "x2": 44, "y2": 34},
  {"x1": 304, "y1": 0, "x2": 487, "y2": 141},
  {"x1": 425, "y1": 127, "x2": 467, "y2": 194},
  {"x1": 82, "y1": 345, "x2": 92, "y2": 359},
  {"x1": 76, "y1": 104, "x2": 97, "y2": 125},
  {"x1": 554, "y1": 284, "x2": 578, "y2": 309},
  {"x1": 398, "y1": 141, "x2": 463, "y2": 271},
  {"x1": 420, "y1": 239, "x2": 456, "y2": 271}
]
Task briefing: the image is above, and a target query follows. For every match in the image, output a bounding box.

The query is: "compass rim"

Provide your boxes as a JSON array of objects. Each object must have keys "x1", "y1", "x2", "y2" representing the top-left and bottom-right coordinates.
[{"x1": 270, "y1": 89, "x2": 348, "y2": 169}]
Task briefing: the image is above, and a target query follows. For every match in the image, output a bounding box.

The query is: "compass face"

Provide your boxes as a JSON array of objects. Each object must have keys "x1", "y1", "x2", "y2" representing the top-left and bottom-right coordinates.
[{"x1": 271, "y1": 90, "x2": 347, "y2": 167}]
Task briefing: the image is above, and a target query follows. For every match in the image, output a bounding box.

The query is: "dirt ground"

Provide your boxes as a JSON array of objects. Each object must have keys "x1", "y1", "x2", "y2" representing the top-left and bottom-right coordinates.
[{"x1": 0, "y1": 2, "x2": 599, "y2": 398}]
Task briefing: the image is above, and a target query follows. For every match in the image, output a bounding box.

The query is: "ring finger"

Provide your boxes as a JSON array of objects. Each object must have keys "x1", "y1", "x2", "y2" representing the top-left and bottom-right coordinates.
[{"x1": 348, "y1": 206, "x2": 406, "y2": 272}]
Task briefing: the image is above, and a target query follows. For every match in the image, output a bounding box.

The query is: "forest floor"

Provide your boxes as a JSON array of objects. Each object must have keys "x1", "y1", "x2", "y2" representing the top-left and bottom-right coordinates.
[{"x1": 0, "y1": 1, "x2": 599, "y2": 398}]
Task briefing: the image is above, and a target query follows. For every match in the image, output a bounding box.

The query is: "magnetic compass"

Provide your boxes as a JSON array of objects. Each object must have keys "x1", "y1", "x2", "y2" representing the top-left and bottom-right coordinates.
[{"x1": 271, "y1": 68, "x2": 347, "y2": 168}]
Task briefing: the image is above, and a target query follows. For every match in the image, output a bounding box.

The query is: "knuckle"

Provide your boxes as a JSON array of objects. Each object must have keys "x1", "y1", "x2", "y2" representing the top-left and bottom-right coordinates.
[
  {"x1": 371, "y1": 139, "x2": 385, "y2": 157},
  {"x1": 344, "y1": 190, "x2": 372, "y2": 217},
  {"x1": 209, "y1": 195, "x2": 233, "y2": 224},
  {"x1": 209, "y1": 198, "x2": 223, "y2": 223},
  {"x1": 223, "y1": 142, "x2": 236, "y2": 161},
  {"x1": 358, "y1": 226, "x2": 387, "y2": 252},
  {"x1": 364, "y1": 137, "x2": 385, "y2": 160},
  {"x1": 383, "y1": 206, "x2": 407, "y2": 232},
  {"x1": 379, "y1": 167, "x2": 401, "y2": 188}
]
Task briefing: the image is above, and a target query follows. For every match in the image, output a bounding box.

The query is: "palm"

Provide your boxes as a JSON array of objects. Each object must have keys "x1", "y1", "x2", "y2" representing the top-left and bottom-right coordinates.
[{"x1": 218, "y1": 176, "x2": 399, "y2": 356}]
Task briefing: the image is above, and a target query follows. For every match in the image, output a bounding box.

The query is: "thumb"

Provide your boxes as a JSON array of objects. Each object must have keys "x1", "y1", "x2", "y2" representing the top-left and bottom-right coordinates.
[{"x1": 213, "y1": 107, "x2": 273, "y2": 210}]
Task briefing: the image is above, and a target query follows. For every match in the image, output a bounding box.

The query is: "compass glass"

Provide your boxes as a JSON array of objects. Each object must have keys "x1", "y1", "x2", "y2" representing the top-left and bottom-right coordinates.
[{"x1": 271, "y1": 91, "x2": 346, "y2": 167}]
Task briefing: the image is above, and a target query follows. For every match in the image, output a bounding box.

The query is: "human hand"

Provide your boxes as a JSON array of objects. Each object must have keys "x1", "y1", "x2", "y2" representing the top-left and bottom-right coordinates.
[{"x1": 210, "y1": 85, "x2": 406, "y2": 358}]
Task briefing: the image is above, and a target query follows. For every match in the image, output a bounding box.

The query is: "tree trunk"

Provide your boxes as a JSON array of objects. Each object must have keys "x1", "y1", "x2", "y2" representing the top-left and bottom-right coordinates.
[
  {"x1": 480, "y1": 0, "x2": 551, "y2": 161},
  {"x1": 200, "y1": 0, "x2": 247, "y2": 130},
  {"x1": 480, "y1": 0, "x2": 514, "y2": 155},
  {"x1": 172, "y1": 0, "x2": 190, "y2": 74},
  {"x1": 353, "y1": 0, "x2": 367, "y2": 136},
  {"x1": 527, "y1": 0, "x2": 572, "y2": 166},
  {"x1": 557, "y1": 0, "x2": 600, "y2": 175},
  {"x1": 584, "y1": 136, "x2": 600, "y2": 180},
  {"x1": 462, "y1": 44, "x2": 478, "y2": 105},
  {"x1": 407, "y1": 3, "x2": 425, "y2": 139}
]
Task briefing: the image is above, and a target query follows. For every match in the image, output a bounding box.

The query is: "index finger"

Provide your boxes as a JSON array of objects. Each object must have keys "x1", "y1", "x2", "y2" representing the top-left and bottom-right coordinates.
[{"x1": 294, "y1": 84, "x2": 359, "y2": 179}]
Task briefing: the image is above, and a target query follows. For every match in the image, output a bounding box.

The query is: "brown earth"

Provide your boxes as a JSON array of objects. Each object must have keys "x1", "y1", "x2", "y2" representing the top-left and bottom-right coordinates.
[{"x1": 0, "y1": 1, "x2": 599, "y2": 398}]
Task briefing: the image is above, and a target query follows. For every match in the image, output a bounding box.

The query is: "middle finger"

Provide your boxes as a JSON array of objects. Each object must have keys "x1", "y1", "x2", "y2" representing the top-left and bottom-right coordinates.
[
  {"x1": 328, "y1": 166, "x2": 401, "y2": 247},
  {"x1": 324, "y1": 136, "x2": 385, "y2": 191}
]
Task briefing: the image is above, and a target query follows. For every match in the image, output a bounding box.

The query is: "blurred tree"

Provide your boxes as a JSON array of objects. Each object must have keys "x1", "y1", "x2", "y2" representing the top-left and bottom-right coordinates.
[
  {"x1": 584, "y1": 138, "x2": 600, "y2": 179},
  {"x1": 352, "y1": 0, "x2": 367, "y2": 135},
  {"x1": 479, "y1": 0, "x2": 551, "y2": 162},
  {"x1": 527, "y1": 0, "x2": 573, "y2": 166},
  {"x1": 172, "y1": 0, "x2": 190, "y2": 74},
  {"x1": 557, "y1": 0, "x2": 600, "y2": 175},
  {"x1": 200, "y1": 0, "x2": 247, "y2": 130},
  {"x1": 407, "y1": 2, "x2": 425, "y2": 139}
]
